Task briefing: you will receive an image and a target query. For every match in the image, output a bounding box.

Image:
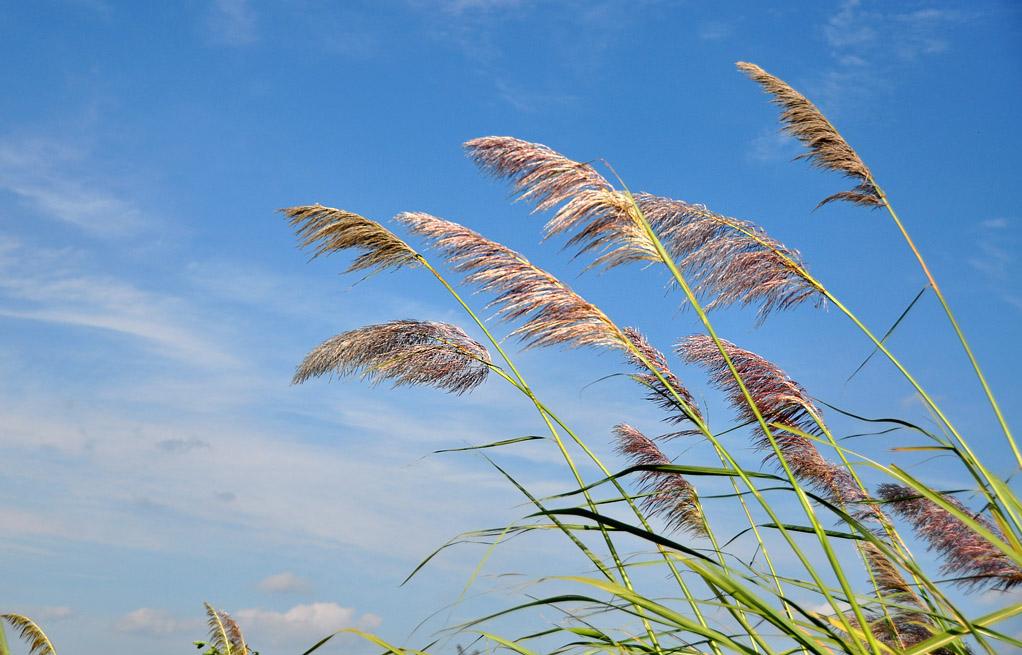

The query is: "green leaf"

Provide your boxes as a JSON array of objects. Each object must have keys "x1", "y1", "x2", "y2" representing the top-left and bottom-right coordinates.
[
  {"x1": 845, "y1": 286, "x2": 927, "y2": 383},
  {"x1": 434, "y1": 435, "x2": 545, "y2": 453}
]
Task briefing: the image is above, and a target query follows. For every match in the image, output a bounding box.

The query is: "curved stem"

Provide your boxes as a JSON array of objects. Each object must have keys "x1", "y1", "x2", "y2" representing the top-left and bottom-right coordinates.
[{"x1": 871, "y1": 183, "x2": 1020, "y2": 471}]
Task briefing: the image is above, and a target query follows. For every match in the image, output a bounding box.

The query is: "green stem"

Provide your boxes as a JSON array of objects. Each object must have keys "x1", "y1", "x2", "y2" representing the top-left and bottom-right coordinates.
[
  {"x1": 872, "y1": 184, "x2": 1020, "y2": 471},
  {"x1": 417, "y1": 256, "x2": 668, "y2": 653}
]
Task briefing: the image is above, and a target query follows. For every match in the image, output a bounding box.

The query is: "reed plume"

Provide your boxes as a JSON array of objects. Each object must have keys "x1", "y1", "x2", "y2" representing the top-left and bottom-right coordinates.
[
  {"x1": 396, "y1": 211, "x2": 628, "y2": 351},
  {"x1": 622, "y1": 327, "x2": 702, "y2": 433},
  {"x1": 464, "y1": 136, "x2": 612, "y2": 212},
  {"x1": 613, "y1": 423, "x2": 706, "y2": 536},
  {"x1": 678, "y1": 335, "x2": 830, "y2": 476},
  {"x1": 877, "y1": 484, "x2": 1022, "y2": 591},
  {"x1": 204, "y1": 603, "x2": 249, "y2": 655},
  {"x1": 281, "y1": 204, "x2": 420, "y2": 272},
  {"x1": 638, "y1": 194, "x2": 821, "y2": 317},
  {"x1": 736, "y1": 62, "x2": 881, "y2": 209},
  {"x1": 293, "y1": 320, "x2": 491, "y2": 394},
  {"x1": 678, "y1": 336, "x2": 935, "y2": 648},
  {"x1": 0, "y1": 614, "x2": 56, "y2": 655},
  {"x1": 465, "y1": 136, "x2": 820, "y2": 317}
]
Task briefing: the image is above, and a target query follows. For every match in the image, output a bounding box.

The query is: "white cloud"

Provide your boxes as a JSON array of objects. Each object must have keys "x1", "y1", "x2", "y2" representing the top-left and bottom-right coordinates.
[
  {"x1": 110, "y1": 603, "x2": 380, "y2": 649},
  {"x1": 258, "y1": 572, "x2": 314, "y2": 595},
  {"x1": 115, "y1": 608, "x2": 201, "y2": 635},
  {"x1": 206, "y1": 0, "x2": 258, "y2": 46},
  {"x1": 235, "y1": 602, "x2": 381, "y2": 638}
]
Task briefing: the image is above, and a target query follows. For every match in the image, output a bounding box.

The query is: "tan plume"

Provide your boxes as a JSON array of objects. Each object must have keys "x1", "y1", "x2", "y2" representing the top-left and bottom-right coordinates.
[
  {"x1": 281, "y1": 204, "x2": 419, "y2": 272},
  {"x1": 397, "y1": 211, "x2": 628, "y2": 351},
  {"x1": 293, "y1": 320, "x2": 491, "y2": 394},
  {"x1": 737, "y1": 61, "x2": 882, "y2": 208},
  {"x1": 204, "y1": 603, "x2": 248, "y2": 655},
  {"x1": 0, "y1": 614, "x2": 56, "y2": 655},
  {"x1": 613, "y1": 424, "x2": 706, "y2": 536}
]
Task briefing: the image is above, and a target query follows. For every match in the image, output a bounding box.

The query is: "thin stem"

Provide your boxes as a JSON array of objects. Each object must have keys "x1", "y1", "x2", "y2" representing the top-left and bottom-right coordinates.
[
  {"x1": 600, "y1": 173, "x2": 881, "y2": 653},
  {"x1": 871, "y1": 182, "x2": 1020, "y2": 470},
  {"x1": 417, "y1": 255, "x2": 671, "y2": 653},
  {"x1": 684, "y1": 209, "x2": 1022, "y2": 538}
]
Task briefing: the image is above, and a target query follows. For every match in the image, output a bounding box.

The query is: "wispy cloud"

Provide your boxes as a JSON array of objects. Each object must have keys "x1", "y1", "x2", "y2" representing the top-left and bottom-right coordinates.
[
  {"x1": 0, "y1": 136, "x2": 144, "y2": 237},
  {"x1": 697, "y1": 20, "x2": 732, "y2": 41},
  {"x1": 813, "y1": 0, "x2": 966, "y2": 111},
  {"x1": 205, "y1": 0, "x2": 258, "y2": 46},
  {"x1": 156, "y1": 437, "x2": 211, "y2": 453},
  {"x1": 429, "y1": 0, "x2": 525, "y2": 15},
  {"x1": 746, "y1": 129, "x2": 799, "y2": 163},
  {"x1": 969, "y1": 217, "x2": 1019, "y2": 310},
  {"x1": 258, "y1": 572, "x2": 314, "y2": 595},
  {"x1": 969, "y1": 220, "x2": 1013, "y2": 281},
  {"x1": 493, "y1": 78, "x2": 578, "y2": 114},
  {"x1": 0, "y1": 236, "x2": 236, "y2": 367}
]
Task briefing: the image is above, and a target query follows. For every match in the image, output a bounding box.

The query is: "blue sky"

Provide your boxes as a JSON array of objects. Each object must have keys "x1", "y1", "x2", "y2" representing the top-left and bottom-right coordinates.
[{"x1": 2, "y1": 1, "x2": 1021, "y2": 653}]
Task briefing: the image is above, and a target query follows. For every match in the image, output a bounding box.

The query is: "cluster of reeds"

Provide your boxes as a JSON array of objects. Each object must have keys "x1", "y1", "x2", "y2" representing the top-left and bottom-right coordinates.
[{"x1": 277, "y1": 61, "x2": 1022, "y2": 655}]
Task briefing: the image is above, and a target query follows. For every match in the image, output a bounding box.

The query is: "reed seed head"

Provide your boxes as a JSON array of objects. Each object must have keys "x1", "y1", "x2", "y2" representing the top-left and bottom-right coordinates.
[
  {"x1": 397, "y1": 211, "x2": 628, "y2": 352},
  {"x1": 464, "y1": 136, "x2": 612, "y2": 212},
  {"x1": 281, "y1": 204, "x2": 420, "y2": 273},
  {"x1": 622, "y1": 327, "x2": 703, "y2": 433},
  {"x1": 638, "y1": 194, "x2": 822, "y2": 318},
  {"x1": 465, "y1": 135, "x2": 821, "y2": 318},
  {"x1": 613, "y1": 423, "x2": 706, "y2": 536},
  {"x1": 678, "y1": 334, "x2": 824, "y2": 439},
  {"x1": 737, "y1": 61, "x2": 882, "y2": 209},
  {"x1": 293, "y1": 320, "x2": 491, "y2": 394},
  {"x1": 1, "y1": 614, "x2": 56, "y2": 655},
  {"x1": 877, "y1": 484, "x2": 1022, "y2": 591},
  {"x1": 204, "y1": 603, "x2": 249, "y2": 655}
]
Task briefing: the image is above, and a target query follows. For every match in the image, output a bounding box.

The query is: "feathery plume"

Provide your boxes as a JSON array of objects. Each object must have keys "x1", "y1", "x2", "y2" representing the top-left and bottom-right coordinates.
[
  {"x1": 281, "y1": 204, "x2": 420, "y2": 272},
  {"x1": 847, "y1": 604, "x2": 954, "y2": 655},
  {"x1": 464, "y1": 136, "x2": 612, "y2": 212},
  {"x1": 638, "y1": 194, "x2": 821, "y2": 317},
  {"x1": 678, "y1": 334, "x2": 828, "y2": 467},
  {"x1": 293, "y1": 320, "x2": 491, "y2": 394},
  {"x1": 0, "y1": 614, "x2": 56, "y2": 655},
  {"x1": 397, "y1": 211, "x2": 628, "y2": 351},
  {"x1": 678, "y1": 336, "x2": 932, "y2": 645},
  {"x1": 736, "y1": 61, "x2": 882, "y2": 208},
  {"x1": 613, "y1": 424, "x2": 706, "y2": 536},
  {"x1": 465, "y1": 136, "x2": 659, "y2": 269},
  {"x1": 465, "y1": 136, "x2": 820, "y2": 317},
  {"x1": 622, "y1": 327, "x2": 703, "y2": 433},
  {"x1": 204, "y1": 603, "x2": 248, "y2": 655},
  {"x1": 877, "y1": 484, "x2": 1022, "y2": 591}
]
